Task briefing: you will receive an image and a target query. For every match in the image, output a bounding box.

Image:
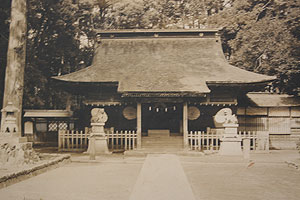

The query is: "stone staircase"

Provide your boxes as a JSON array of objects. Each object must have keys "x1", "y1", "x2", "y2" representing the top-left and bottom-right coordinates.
[{"x1": 141, "y1": 134, "x2": 184, "y2": 153}]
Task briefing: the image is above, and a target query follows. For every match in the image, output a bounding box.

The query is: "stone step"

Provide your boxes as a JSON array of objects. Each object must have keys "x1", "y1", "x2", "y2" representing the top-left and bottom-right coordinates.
[
  {"x1": 142, "y1": 136, "x2": 182, "y2": 139},
  {"x1": 141, "y1": 134, "x2": 183, "y2": 151},
  {"x1": 142, "y1": 143, "x2": 183, "y2": 146},
  {"x1": 142, "y1": 145, "x2": 183, "y2": 148},
  {"x1": 142, "y1": 141, "x2": 183, "y2": 144},
  {"x1": 138, "y1": 149, "x2": 184, "y2": 153},
  {"x1": 142, "y1": 143, "x2": 182, "y2": 146},
  {"x1": 142, "y1": 146, "x2": 184, "y2": 149},
  {"x1": 142, "y1": 137, "x2": 183, "y2": 141},
  {"x1": 142, "y1": 140, "x2": 182, "y2": 142}
]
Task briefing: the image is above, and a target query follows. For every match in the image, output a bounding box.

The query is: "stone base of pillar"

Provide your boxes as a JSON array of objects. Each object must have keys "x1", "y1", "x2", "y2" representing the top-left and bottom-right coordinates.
[
  {"x1": 0, "y1": 135, "x2": 38, "y2": 167},
  {"x1": 0, "y1": 132, "x2": 28, "y2": 144},
  {"x1": 219, "y1": 137, "x2": 242, "y2": 155}
]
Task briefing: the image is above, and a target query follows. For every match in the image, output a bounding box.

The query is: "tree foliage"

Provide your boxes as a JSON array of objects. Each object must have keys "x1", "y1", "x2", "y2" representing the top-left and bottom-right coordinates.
[
  {"x1": 1, "y1": 0, "x2": 299, "y2": 111},
  {"x1": 207, "y1": 0, "x2": 300, "y2": 94},
  {"x1": 24, "y1": 0, "x2": 97, "y2": 108}
]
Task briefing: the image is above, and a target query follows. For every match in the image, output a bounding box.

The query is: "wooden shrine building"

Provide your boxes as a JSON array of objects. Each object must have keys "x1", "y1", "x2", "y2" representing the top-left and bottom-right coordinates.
[{"x1": 52, "y1": 29, "x2": 278, "y2": 152}]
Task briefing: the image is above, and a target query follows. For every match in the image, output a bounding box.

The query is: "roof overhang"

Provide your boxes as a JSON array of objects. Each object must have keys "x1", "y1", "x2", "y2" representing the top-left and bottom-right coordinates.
[
  {"x1": 24, "y1": 110, "x2": 73, "y2": 118},
  {"x1": 207, "y1": 79, "x2": 276, "y2": 93},
  {"x1": 95, "y1": 29, "x2": 221, "y2": 38},
  {"x1": 121, "y1": 92, "x2": 208, "y2": 98},
  {"x1": 246, "y1": 92, "x2": 300, "y2": 107}
]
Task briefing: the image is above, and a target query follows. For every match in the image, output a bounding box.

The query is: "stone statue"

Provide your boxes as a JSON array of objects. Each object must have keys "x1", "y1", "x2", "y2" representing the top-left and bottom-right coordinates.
[
  {"x1": 88, "y1": 108, "x2": 110, "y2": 158},
  {"x1": 218, "y1": 108, "x2": 241, "y2": 155},
  {"x1": 214, "y1": 108, "x2": 238, "y2": 127},
  {"x1": 223, "y1": 109, "x2": 238, "y2": 125},
  {"x1": 91, "y1": 108, "x2": 108, "y2": 124}
]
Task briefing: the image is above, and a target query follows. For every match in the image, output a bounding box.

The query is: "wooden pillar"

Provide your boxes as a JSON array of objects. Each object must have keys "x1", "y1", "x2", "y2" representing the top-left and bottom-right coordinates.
[
  {"x1": 183, "y1": 102, "x2": 188, "y2": 147},
  {"x1": 137, "y1": 102, "x2": 142, "y2": 149},
  {"x1": 1, "y1": 0, "x2": 27, "y2": 137}
]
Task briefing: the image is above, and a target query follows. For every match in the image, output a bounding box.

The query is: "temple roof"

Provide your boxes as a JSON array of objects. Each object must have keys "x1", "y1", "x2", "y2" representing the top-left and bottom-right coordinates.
[{"x1": 53, "y1": 29, "x2": 275, "y2": 93}]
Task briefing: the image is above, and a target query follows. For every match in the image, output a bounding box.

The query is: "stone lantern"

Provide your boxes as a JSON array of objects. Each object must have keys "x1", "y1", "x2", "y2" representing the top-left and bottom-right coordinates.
[{"x1": 1, "y1": 102, "x2": 19, "y2": 136}]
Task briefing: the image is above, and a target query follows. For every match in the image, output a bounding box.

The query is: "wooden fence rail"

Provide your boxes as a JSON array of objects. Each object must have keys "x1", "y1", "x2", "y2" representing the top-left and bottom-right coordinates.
[
  {"x1": 187, "y1": 131, "x2": 259, "y2": 151},
  {"x1": 58, "y1": 129, "x2": 137, "y2": 152}
]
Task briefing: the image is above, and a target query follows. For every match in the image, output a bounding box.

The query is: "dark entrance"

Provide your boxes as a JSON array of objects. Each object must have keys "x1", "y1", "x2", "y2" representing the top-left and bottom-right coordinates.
[{"x1": 142, "y1": 103, "x2": 182, "y2": 135}]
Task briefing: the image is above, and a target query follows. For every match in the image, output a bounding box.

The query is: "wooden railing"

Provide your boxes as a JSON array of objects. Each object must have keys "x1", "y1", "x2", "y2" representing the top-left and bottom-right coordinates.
[
  {"x1": 58, "y1": 129, "x2": 90, "y2": 151},
  {"x1": 187, "y1": 130, "x2": 263, "y2": 151},
  {"x1": 238, "y1": 131, "x2": 258, "y2": 150},
  {"x1": 106, "y1": 130, "x2": 137, "y2": 151},
  {"x1": 188, "y1": 131, "x2": 221, "y2": 151},
  {"x1": 58, "y1": 128, "x2": 137, "y2": 152}
]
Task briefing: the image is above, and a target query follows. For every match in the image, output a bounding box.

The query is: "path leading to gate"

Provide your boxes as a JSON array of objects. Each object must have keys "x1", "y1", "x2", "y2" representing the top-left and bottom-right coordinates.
[{"x1": 129, "y1": 154, "x2": 196, "y2": 200}]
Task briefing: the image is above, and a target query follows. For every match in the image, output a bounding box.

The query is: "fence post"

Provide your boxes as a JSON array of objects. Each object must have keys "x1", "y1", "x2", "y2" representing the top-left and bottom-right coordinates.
[
  {"x1": 126, "y1": 130, "x2": 131, "y2": 149},
  {"x1": 125, "y1": 130, "x2": 128, "y2": 150},
  {"x1": 84, "y1": 127, "x2": 88, "y2": 148},
  {"x1": 58, "y1": 130, "x2": 61, "y2": 150},
  {"x1": 75, "y1": 131, "x2": 78, "y2": 149},
  {"x1": 198, "y1": 131, "x2": 201, "y2": 151},
  {"x1": 191, "y1": 131, "x2": 194, "y2": 150},
  {"x1": 111, "y1": 130, "x2": 114, "y2": 149},
  {"x1": 131, "y1": 131, "x2": 135, "y2": 149},
  {"x1": 137, "y1": 103, "x2": 142, "y2": 149},
  {"x1": 66, "y1": 130, "x2": 70, "y2": 150},
  {"x1": 210, "y1": 132, "x2": 213, "y2": 151},
  {"x1": 243, "y1": 138, "x2": 250, "y2": 160},
  {"x1": 62, "y1": 130, "x2": 65, "y2": 150},
  {"x1": 116, "y1": 130, "x2": 119, "y2": 148},
  {"x1": 183, "y1": 102, "x2": 188, "y2": 148},
  {"x1": 120, "y1": 130, "x2": 124, "y2": 148}
]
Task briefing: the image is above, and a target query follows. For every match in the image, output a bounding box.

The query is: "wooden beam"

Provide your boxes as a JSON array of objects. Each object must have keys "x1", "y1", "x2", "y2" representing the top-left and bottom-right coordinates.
[
  {"x1": 137, "y1": 103, "x2": 142, "y2": 149},
  {"x1": 183, "y1": 102, "x2": 188, "y2": 147}
]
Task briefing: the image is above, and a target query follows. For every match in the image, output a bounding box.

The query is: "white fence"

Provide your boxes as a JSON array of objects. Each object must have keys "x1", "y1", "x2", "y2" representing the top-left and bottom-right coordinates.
[
  {"x1": 187, "y1": 131, "x2": 261, "y2": 151},
  {"x1": 187, "y1": 131, "x2": 220, "y2": 151},
  {"x1": 106, "y1": 130, "x2": 137, "y2": 151},
  {"x1": 58, "y1": 129, "x2": 137, "y2": 152},
  {"x1": 58, "y1": 129, "x2": 90, "y2": 151}
]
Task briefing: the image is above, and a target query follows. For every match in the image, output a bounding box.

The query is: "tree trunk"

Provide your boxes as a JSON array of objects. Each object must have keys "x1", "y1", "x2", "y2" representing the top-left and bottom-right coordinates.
[{"x1": 1, "y1": 0, "x2": 27, "y2": 136}]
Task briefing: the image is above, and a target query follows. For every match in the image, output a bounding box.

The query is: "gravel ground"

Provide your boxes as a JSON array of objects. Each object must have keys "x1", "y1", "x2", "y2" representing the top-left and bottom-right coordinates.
[
  {"x1": 0, "y1": 151, "x2": 299, "y2": 200},
  {"x1": 0, "y1": 156, "x2": 144, "y2": 200},
  {"x1": 182, "y1": 161, "x2": 300, "y2": 200}
]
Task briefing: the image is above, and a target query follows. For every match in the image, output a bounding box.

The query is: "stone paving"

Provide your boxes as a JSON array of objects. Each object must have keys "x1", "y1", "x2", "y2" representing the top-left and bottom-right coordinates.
[
  {"x1": 129, "y1": 154, "x2": 195, "y2": 200},
  {"x1": 0, "y1": 151, "x2": 299, "y2": 200}
]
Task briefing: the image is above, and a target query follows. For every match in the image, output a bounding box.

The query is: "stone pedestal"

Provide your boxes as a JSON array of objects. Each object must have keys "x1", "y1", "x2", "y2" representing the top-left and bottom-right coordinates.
[
  {"x1": 219, "y1": 124, "x2": 242, "y2": 156},
  {"x1": 88, "y1": 122, "x2": 110, "y2": 158},
  {"x1": 0, "y1": 136, "x2": 38, "y2": 167},
  {"x1": 87, "y1": 108, "x2": 112, "y2": 159}
]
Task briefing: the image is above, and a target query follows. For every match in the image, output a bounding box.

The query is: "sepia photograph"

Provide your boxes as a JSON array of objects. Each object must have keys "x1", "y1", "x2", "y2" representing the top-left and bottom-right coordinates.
[{"x1": 0, "y1": 0, "x2": 299, "y2": 199}]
